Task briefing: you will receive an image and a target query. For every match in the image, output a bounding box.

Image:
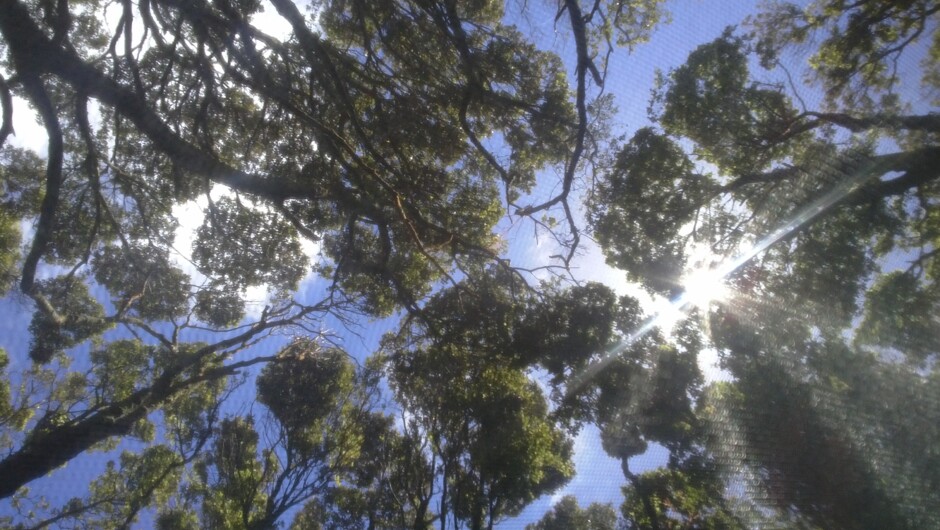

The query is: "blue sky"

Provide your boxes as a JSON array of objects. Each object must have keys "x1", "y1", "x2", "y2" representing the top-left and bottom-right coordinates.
[{"x1": 4, "y1": 0, "x2": 905, "y2": 527}]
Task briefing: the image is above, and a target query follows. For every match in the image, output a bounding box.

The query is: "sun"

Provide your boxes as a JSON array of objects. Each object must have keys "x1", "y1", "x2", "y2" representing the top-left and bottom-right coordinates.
[
  {"x1": 645, "y1": 244, "x2": 733, "y2": 333},
  {"x1": 680, "y1": 265, "x2": 730, "y2": 309},
  {"x1": 678, "y1": 243, "x2": 732, "y2": 309}
]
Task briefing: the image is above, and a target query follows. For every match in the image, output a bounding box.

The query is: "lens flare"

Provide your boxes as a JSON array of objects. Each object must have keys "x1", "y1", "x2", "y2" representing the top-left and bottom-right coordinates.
[
  {"x1": 680, "y1": 264, "x2": 730, "y2": 309},
  {"x1": 567, "y1": 164, "x2": 874, "y2": 394}
]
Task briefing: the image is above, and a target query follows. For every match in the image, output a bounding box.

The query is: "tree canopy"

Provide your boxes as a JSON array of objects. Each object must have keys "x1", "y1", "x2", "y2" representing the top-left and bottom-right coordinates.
[
  {"x1": 590, "y1": 1, "x2": 940, "y2": 527},
  {"x1": 1, "y1": 0, "x2": 938, "y2": 528}
]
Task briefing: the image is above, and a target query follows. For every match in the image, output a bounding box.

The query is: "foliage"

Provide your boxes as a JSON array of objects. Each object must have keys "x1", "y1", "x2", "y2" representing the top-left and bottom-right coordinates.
[
  {"x1": 0, "y1": 0, "x2": 650, "y2": 510},
  {"x1": 256, "y1": 340, "x2": 355, "y2": 442},
  {"x1": 749, "y1": 0, "x2": 940, "y2": 109},
  {"x1": 381, "y1": 272, "x2": 587, "y2": 529},
  {"x1": 620, "y1": 463, "x2": 742, "y2": 530},
  {"x1": 855, "y1": 270, "x2": 940, "y2": 364},
  {"x1": 590, "y1": 0, "x2": 940, "y2": 527},
  {"x1": 0, "y1": 207, "x2": 18, "y2": 295},
  {"x1": 0, "y1": 0, "x2": 937, "y2": 528},
  {"x1": 27, "y1": 277, "x2": 110, "y2": 364},
  {"x1": 193, "y1": 196, "x2": 308, "y2": 299},
  {"x1": 700, "y1": 331, "x2": 940, "y2": 529},
  {"x1": 309, "y1": 411, "x2": 436, "y2": 529},
  {"x1": 525, "y1": 495, "x2": 618, "y2": 530},
  {"x1": 170, "y1": 342, "x2": 379, "y2": 530},
  {"x1": 591, "y1": 129, "x2": 714, "y2": 294}
]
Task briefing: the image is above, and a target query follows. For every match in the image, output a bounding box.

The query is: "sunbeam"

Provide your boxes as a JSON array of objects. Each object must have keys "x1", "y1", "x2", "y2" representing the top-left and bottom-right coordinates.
[{"x1": 568, "y1": 162, "x2": 878, "y2": 394}]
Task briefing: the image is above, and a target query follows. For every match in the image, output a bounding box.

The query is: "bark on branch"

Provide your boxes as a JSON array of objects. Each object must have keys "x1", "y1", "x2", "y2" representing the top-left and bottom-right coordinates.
[{"x1": 0, "y1": 302, "x2": 323, "y2": 499}]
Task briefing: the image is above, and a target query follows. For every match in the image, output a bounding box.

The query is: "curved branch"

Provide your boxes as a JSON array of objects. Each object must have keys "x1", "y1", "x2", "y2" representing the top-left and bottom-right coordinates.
[
  {"x1": 622, "y1": 460, "x2": 662, "y2": 530},
  {"x1": 776, "y1": 111, "x2": 940, "y2": 143},
  {"x1": 515, "y1": 0, "x2": 592, "y2": 219},
  {"x1": 0, "y1": 73, "x2": 13, "y2": 147},
  {"x1": 853, "y1": 146, "x2": 940, "y2": 201},
  {"x1": 720, "y1": 144, "x2": 940, "y2": 197},
  {"x1": 18, "y1": 74, "x2": 64, "y2": 294}
]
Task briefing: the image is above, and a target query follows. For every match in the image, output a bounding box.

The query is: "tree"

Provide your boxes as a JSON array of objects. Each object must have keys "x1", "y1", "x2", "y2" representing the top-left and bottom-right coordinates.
[
  {"x1": 2, "y1": 340, "x2": 228, "y2": 529},
  {"x1": 161, "y1": 341, "x2": 400, "y2": 530},
  {"x1": 0, "y1": 0, "x2": 667, "y2": 504},
  {"x1": 699, "y1": 321, "x2": 940, "y2": 529},
  {"x1": 525, "y1": 495, "x2": 618, "y2": 530},
  {"x1": 380, "y1": 271, "x2": 586, "y2": 530},
  {"x1": 308, "y1": 412, "x2": 436, "y2": 530},
  {"x1": 4, "y1": 0, "x2": 935, "y2": 528},
  {"x1": 379, "y1": 267, "x2": 727, "y2": 530},
  {"x1": 565, "y1": 300, "x2": 739, "y2": 530},
  {"x1": 590, "y1": 0, "x2": 940, "y2": 527},
  {"x1": 620, "y1": 464, "x2": 741, "y2": 530}
]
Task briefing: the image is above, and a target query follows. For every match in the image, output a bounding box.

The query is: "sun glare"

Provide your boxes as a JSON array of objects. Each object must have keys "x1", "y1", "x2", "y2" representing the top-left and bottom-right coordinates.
[
  {"x1": 646, "y1": 265, "x2": 728, "y2": 333},
  {"x1": 680, "y1": 266, "x2": 730, "y2": 309},
  {"x1": 678, "y1": 243, "x2": 731, "y2": 309}
]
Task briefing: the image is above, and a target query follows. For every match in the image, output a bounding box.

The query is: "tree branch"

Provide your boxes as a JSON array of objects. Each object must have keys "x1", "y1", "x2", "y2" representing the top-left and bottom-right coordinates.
[
  {"x1": 0, "y1": 301, "x2": 327, "y2": 499},
  {"x1": 0, "y1": 0, "x2": 303, "y2": 202},
  {"x1": 17, "y1": 73, "x2": 63, "y2": 295},
  {"x1": 0, "y1": 73, "x2": 13, "y2": 147}
]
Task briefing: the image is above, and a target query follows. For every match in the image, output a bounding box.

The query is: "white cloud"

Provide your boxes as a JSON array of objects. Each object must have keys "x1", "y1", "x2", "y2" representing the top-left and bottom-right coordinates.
[
  {"x1": 7, "y1": 96, "x2": 47, "y2": 157},
  {"x1": 573, "y1": 239, "x2": 653, "y2": 303},
  {"x1": 254, "y1": 1, "x2": 296, "y2": 40},
  {"x1": 698, "y1": 346, "x2": 732, "y2": 382},
  {"x1": 18, "y1": 218, "x2": 34, "y2": 251}
]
